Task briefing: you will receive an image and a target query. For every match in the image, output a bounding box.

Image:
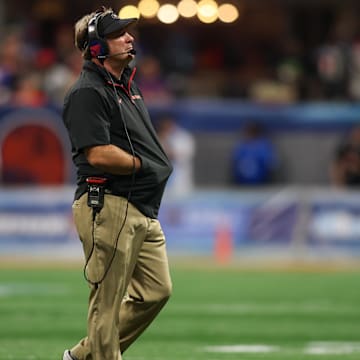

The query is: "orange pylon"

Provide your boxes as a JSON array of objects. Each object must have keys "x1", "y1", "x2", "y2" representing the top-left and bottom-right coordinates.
[{"x1": 214, "y1": 223, "x2": 233, "y2": 265}]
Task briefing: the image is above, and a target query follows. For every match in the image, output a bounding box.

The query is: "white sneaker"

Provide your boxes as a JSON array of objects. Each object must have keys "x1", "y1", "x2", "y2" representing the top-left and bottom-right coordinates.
[{"x1": 63, "y1": 350, "x2": 76, "y2": 360}]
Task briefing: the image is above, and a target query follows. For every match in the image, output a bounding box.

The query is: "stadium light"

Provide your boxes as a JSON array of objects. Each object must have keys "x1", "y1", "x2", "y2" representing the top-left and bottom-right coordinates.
[
  {"x1": 118, "y1": 0, "x2": 239, "y2": 25},
  {"x1": 177, "y1": 0, "x2": 198, "y2": 18},
  {"x1": 218, "y1": 3, "x2": 239, "y2": 23},
  {"x1": 197, "y1": 12, "x2": 218, "y2": 23},
  {"x1": 138, "y1": 0, "x2": 160, "y2": 18},
  {"x1": 197, "y1": 0, "x2": 218, "y2": 17},
  {"x1": 157, "y1": 4, "x2": 179, "y2": 24},
  {"x1": 197, "y1": 0, "x2": 218, "y2": 23},
  {"x1": 119, "y1": 5, "x2": 140, "y2": 19}
]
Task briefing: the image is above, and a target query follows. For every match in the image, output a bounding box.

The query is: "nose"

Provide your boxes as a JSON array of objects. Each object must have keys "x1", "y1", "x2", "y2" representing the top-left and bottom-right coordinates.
[{"x1": 125, "y1": 32, "x2": 134, "y2": 42}]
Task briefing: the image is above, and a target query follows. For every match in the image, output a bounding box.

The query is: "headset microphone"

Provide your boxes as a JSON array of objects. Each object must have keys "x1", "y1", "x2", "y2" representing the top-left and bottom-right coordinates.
[{"x1": 99, "y1": 49, "x2": 136, "y2": 59}]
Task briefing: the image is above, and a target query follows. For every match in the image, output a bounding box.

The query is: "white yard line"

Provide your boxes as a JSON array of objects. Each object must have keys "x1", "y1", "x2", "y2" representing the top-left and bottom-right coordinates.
[
  {"x1": 0, "y1": 283, "x2": 69, "y2": 297},
  {"x1": 304, "y1": 341, "x2": 360, "y2": 355},
  {"x1": 203, "y1": 344, "x2": 278, "y2": 353},
  {"x1": 168, "y1": 302, "x2": 357, "y2": 315},
  {"x1": 202, "y1": 342, "x2": 360, "y2": 355}
]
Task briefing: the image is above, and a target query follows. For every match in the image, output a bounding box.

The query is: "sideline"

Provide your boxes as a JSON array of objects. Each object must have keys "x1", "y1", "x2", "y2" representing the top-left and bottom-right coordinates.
[
  {"x1": 170, "y1": 255, "x2": 360, "y2": 272},
  {"x1": 1, "y1": 255, "x2": 360, "y2": 272}
]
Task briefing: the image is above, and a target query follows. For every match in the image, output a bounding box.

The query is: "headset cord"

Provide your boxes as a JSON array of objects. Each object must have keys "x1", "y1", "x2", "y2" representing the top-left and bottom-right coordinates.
[{"x1": 83, "y1": 69, "x2": 137, "y2": 288}]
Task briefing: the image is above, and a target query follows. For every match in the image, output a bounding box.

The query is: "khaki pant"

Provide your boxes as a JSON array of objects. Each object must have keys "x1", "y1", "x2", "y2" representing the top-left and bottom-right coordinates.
[{"x1": 70, "y1": 194, "x2": 172, "y2": 360}]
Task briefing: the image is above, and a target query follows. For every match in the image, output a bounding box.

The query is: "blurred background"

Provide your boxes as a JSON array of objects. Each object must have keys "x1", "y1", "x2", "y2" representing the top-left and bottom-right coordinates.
[{"x1": 1, "y1": 0, "x2": 360, "y2": 267}]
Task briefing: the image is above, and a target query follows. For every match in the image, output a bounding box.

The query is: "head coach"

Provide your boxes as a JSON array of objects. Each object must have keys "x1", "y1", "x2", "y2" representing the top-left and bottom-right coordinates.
[{"x1": 62, "y1": 6, "x2": 173, "y2": 360}]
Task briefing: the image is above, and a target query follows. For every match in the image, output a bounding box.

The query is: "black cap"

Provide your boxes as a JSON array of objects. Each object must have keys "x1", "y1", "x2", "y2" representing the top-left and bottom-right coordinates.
[{"x1": 97, "y1": 12, "x2": 137, "y2": 37}]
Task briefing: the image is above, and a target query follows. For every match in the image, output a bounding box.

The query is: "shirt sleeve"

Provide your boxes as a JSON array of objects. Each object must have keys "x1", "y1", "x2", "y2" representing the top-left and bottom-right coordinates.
[{"x1": 64, "y1": 88, "x2": 111, "y2": 151}]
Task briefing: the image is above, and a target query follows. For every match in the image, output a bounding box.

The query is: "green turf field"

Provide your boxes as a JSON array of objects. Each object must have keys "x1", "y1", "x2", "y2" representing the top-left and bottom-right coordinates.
[{"x1": 0, "y1": 265, "x2": 359, "y2": 360}]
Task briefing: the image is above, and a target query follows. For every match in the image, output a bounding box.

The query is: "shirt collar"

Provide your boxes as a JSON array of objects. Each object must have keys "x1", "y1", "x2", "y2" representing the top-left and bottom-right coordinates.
[{"x1": 83, "y1": 60, "x2": 133, "y2": 85}]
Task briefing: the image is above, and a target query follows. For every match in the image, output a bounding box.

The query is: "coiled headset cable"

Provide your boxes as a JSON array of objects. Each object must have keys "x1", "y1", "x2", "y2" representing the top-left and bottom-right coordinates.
[{"x1": 83, "y1": 68, "x2": 136, "y2": 288}]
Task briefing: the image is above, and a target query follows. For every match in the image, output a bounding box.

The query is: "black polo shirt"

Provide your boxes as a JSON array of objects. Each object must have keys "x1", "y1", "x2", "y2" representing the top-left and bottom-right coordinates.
[{"x1": 62, "y1": 61, "x2": 172, "y2": 218}]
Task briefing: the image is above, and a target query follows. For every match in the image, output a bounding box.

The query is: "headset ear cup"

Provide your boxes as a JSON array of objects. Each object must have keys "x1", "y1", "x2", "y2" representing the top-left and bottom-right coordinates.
[
  {"x1": 87, "y1": 10, "x2": 109, "y2": 59},
  {"x1": 89, "y1": 38, "x2": 108, "y2": 59},
  {"x1": 100, "y1": 39, "x2": 109, "y2": 58}
]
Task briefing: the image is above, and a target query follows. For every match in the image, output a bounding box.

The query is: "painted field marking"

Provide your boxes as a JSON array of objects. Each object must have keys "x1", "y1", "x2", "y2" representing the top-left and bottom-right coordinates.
[
  {"x1": 0, "y1": 283, "x2": 69, "y2": 297},
  {"x1": 203, "y1": 345, "x2": 278, "y2": 353},
  {"x1": 169, "y1": 302, "x2": 358, "y2": 315},
  {"x1": 304, "y1": 341, "x2": 360, "y2": 355},
  {"x1": 202, "y1": 342, "x2": 360, "y2": 355}
]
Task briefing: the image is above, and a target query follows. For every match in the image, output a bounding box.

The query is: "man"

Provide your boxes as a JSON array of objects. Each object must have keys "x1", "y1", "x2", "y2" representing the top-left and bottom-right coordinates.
[
  {"x1": 231, "y1": 122, "x2": 278, "y2": 186},
  {"x1": 62, "y1": 6, "x2": 173, "y2": 360},
  {"x1": 156, "y1": 115, "x2": 195, "y2": 197}
]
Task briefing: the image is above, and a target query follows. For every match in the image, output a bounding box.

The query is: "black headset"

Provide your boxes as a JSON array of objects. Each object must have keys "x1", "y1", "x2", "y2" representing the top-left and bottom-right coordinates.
[{"x1": 87, "y1": 9, "x2": 109, "y2": 60}]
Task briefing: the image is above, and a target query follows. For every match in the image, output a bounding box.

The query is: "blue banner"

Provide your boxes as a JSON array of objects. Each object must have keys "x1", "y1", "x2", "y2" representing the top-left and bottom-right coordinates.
[{"x1": 0, "y1": 188, "x2": 359, "y2": 257}]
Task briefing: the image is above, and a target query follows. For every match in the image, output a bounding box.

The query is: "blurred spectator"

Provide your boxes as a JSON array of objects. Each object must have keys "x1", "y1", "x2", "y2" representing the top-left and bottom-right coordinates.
[
  {"x1": 10, "y1": 71, "x2": 48, "y2": 107},
  {"x1": 54, "y1": 24, "x2": 77, "y2": 62},
  {"x1": 231, "y1": 122, "x2": 278, "y2": 186},
  {"x1": 330, "y1": 144, "x2": 360, "y2": 186},
  {"x1": 314, "y1": 6, "x2": 354, "y2": 100},
  {"x1": 315, "y1": 40, "x2": 348, "y2": 99},
  {"x1": 276, "y1": 37, "x2": 305, "y2": 101},
  {"x1": 0, "y1": 29, "x2": 31, "y2": 104},
  {"x1": 349, "y1": 125, "x2": 360, "y2": 150},
  {"x1": 136, "y1": 55, "x2": 173, "y2": 105},
  {"x1": 349, "y1": 38, "x2": 360, "y2": 100},
  {"x1": 156, "y1": 115, "x2": 195, "y2": 196},
  {"x1": 330, "y1": 126, "x2": 360, "y2": 186},
  {"x1": 41, "y1": 49, "x2": 82, "y2": 105}
]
